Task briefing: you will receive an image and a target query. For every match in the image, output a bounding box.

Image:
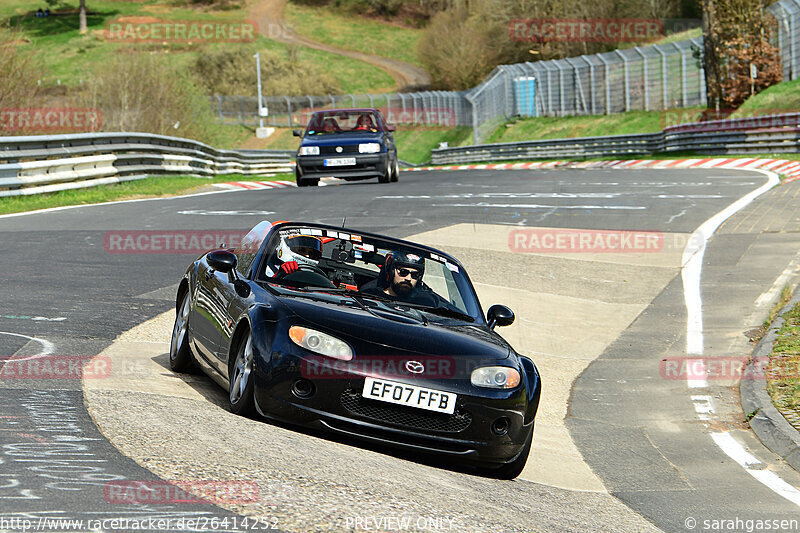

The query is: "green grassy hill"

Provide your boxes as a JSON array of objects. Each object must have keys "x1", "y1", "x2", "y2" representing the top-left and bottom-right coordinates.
[
  {"x1": 284, "y1": 2, "x2": 423, "y2": 68},
  {"x1": 1, "y1": 0, "x2": 393, "y2": 92}
]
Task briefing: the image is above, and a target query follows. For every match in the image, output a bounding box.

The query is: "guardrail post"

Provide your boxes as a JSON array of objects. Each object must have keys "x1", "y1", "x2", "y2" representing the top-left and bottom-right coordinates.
[
  {"x1": 285, "y1": 96, "x2": 293, "y2": 127},
  {"x1": 368, "y1": 94, "x2": 374, "y2": 108},
  {"x1": 328, "y1": 94, "x2": 335, "y2": 109},
  {"x1": 307, "y1": 95, "x2": 314, "y2": 114}
]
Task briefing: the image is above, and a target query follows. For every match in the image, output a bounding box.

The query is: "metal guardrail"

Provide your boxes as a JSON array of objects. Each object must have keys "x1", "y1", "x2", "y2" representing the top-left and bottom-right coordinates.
[
  {"x1": 431, "y1": 113, "x2": 800, "y2": 164},
  {"x1": 0, "y1": 132, "x2": 295, "y2": 197}
]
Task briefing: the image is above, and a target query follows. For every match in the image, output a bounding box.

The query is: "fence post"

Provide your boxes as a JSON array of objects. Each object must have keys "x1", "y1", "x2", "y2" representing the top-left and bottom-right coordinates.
[
  {"x1": 565, "y1": 57, "x2": 587, "y2": 114},
  {"x1": 615, "y1": 50, "x2": 630, "y2": 112},
  {"x1": 328, "y1": 94, "x2": 335, "y2": 108},
  {"x1": 586, "y1": 58, "x2": 596, "y2": 115},
  {"x1": 285, "y1": 96, "x2": 293, "y2": 127},
  {"x1": 596, "y1": 55, "x2": 611, "y2": 114},
  {"x1": 634, "y1": 47, "x2": 649, "y2": 111},
  {"x1": 307, "y1": 95, "x2": 314, "y2": 114},
  {"x1": 673, "y1": 43, "x2": 688, "y2": 107},
  {"x1": 557, "y1": 62, "x2": 566, "y2": 116},
  {"x1": 792, "y1": 0, "x2": 800, "y2": 80},
  {"x1": 466, "y1": 93, "x2": 479, "y2": 145},
  {"x1": 399, "y1": 93, "x2": 407, "y2": 124},
  {"x1": 368, "y1": 94, "x2": 374, "y2": 108},
  {"x1": 216, "y1": 95, "x2": 224, "y2": 122},
  {"x1": 655, "y1": 45, "x2": 668, "y2": 110}
]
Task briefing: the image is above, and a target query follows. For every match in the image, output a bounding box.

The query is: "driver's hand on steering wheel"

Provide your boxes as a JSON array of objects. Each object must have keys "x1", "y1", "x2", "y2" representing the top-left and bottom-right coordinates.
[{"x1": 279, "y1": 261, "x2": 299, "y2": 275}]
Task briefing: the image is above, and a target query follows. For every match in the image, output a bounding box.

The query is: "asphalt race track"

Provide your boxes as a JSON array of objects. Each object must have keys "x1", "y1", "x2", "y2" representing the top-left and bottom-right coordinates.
[{"x1": 2, "y1": 168, "x2": 800, "y2": 532}]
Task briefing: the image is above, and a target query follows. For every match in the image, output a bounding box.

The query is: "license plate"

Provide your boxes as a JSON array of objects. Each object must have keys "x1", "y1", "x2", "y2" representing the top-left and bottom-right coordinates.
[
  {"x1": 362, "y1": 377, "x2": 456, "y2": 414},
  {"x1": 323, "y1": 157, "x2": 356, "y2": 167}
]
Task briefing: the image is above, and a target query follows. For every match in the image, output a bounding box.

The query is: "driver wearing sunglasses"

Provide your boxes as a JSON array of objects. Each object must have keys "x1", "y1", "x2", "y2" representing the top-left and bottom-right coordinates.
[{"x1": 361, "y1": 250, "x2": 433, "y2": 304}]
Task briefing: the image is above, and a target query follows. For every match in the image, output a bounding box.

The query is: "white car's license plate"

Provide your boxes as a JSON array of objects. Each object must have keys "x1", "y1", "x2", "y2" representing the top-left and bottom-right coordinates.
[
  {"x1": 323, "y1": 157, "x2": 356, "y2": 167},
  {"x1": 362, "y1": 377, "x2": 456, "y2": 414}
]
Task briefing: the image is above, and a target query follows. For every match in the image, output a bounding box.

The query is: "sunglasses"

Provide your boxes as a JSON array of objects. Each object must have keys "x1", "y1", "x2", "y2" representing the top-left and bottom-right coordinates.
[{"x1": 395, "y1": 268, "x2": 422, "y2": 279}]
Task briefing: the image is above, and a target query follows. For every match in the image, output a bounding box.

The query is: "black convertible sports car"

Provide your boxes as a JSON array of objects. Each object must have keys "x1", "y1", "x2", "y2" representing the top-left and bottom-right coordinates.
[
  {"x1": 170, "y1": 221, "x2": 541, "y2": 478},
  {"x1": 292, "y1": 108, "x2": 399, "y2": 187}
]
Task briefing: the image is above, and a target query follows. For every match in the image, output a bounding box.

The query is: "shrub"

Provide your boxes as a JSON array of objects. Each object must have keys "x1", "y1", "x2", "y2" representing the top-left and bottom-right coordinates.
[
  {"x1": 78, "y1": 49, "x2": 222, "y2": 144},
  {"x1": 193, "y1": 47, "x2": 340, "y2": 96},
  {"x1": 0, "y1": 26, "x2": 43, "y2": 112}
]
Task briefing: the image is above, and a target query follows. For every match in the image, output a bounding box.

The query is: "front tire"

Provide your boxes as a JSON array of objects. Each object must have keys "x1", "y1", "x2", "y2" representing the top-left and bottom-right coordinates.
[
  {"x1": 229, "y1": 333, "x2": 256, "y2": 417},
  {"x1": 169, "y1": 291, "x2": 195, "y2": 373},
  {"x1": 390, "y1": 156, "x2": 399, "y2": 182},
  {"x1": 379, "y1": 157, "x2": 391, "y2": 183}
]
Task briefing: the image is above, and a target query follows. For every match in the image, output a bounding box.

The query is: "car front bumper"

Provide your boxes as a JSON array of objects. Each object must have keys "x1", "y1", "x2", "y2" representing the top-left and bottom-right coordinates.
[
  {"x1": 296, "y1": 153, "x2": 389, "y2": 181},
  {"x1": 252, "y1": 346, "x2": 536, "y2": 466}
]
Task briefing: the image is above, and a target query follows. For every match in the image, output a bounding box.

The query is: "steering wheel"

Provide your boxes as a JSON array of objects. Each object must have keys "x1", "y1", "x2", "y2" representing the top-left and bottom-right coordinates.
[{"x1": 297, "y1": 263, "x2": 328, "y2": 277}]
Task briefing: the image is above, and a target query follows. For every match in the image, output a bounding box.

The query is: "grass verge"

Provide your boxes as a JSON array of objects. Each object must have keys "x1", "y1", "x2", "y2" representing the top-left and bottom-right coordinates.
[
  {"x1": 485, "y1": 109, "x2": 693, "y2": 144},
  {"x1": 766, "y1": 290, "x2": 800, "y2": 431},
  {"x1": 0, "y1": 173, "x2": 292, "y2": 215}
]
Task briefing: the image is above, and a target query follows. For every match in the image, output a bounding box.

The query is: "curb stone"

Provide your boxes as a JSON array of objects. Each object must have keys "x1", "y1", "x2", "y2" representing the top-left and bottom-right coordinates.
[{"x1": 741, "y1": 287, "x2": 800, "y2": 472}]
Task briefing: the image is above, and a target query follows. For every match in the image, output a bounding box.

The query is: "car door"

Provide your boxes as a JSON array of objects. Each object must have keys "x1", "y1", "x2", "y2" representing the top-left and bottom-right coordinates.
[{"x1": 191, "y1": 260, "x2": 233, "y2": 374}]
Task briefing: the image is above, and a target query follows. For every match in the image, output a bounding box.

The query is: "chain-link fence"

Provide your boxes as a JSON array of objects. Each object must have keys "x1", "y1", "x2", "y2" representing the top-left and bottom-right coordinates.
[
  {"x1": 213, "y1": 0, "x2": 799, "y2": 145},
  {"x1": 771, "y1": 0, "x2": 800, "y2": 81},
  {"x1": 211, "y1": 92, "x2": 472, "y2": 130}
]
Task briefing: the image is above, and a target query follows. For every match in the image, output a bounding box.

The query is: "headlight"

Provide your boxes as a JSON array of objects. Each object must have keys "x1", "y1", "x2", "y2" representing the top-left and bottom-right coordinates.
[
  {"x1": 299, "y1": 146, "x2": 319, "y2": 156},
  {"x1": 358, "y1": 143, "x2": 381, "y2": 153},
  {"x1": 471, "y1": 366, "x2": 521, "y2": 389},
  {"x1": 289, "y1": 326, "x2": 353, "y2": 361}
]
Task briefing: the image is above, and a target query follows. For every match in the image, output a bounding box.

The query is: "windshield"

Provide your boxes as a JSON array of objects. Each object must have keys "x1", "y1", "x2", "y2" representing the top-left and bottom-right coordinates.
[
  {"x1": 305, "y1": 111, "x2": 381, "y2": 135},
  {"x1": 257, "y1": 225, "x2": 482, "y2": 321}
]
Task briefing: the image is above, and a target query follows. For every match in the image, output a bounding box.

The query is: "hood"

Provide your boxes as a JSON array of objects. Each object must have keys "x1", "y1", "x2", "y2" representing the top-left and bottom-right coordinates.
[
  {"x1": 300, "y1": 133, "x2": 382, "y2": 147},
  {"x1": 277, "y1": 292, "x2": 510, "y2": 361}
]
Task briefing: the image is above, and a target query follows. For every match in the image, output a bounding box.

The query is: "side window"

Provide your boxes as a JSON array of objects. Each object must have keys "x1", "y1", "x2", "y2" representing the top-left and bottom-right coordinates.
[{"x1": 235, "y1": 222, "x2": 271, "y2": 277}]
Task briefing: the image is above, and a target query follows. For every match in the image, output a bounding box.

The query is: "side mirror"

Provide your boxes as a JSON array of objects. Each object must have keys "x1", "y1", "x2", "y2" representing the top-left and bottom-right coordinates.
[
  {"x1": 207, "y1": 250, "x2": 237, "y2": 273},
  {"x1": 386, "y1": 124, "x2": 396, "y2": 132},
  {"x1": 487, "y1": 304, "x2": 514, "y2": 329},
  {"x1": 292, "y1": 129, "x2": 303, "y2": 137}
]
